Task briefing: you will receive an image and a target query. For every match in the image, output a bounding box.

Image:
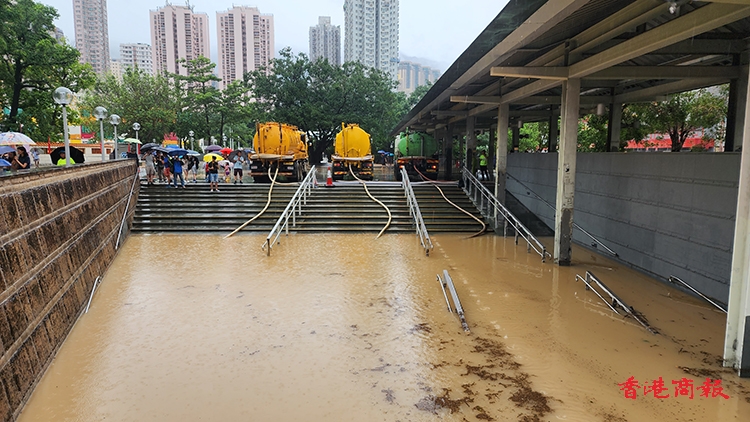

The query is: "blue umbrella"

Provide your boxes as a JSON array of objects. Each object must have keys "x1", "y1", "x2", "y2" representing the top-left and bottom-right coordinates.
[
  {"x1": 377, "y1": 150, "x2": 386, "y2": 154},
  {"x1": 165, "y1": 144, "x2": 179, "y2": 149},
  {"x1": 168, "y1": 148, "x2": 188, "y2": 156},
  {"x1": 186, "y1": 149, "x2": 201, "y2": 156},
  {"x1": 0, "y1": 158, "x2": 11, "y2": 167},
  {"x1": 0, "y1": 146, "x2": 15, "y2": 155}
]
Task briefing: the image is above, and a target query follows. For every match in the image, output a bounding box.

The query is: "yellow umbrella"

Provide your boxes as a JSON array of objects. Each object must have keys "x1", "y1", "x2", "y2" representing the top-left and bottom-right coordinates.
[{"x1": 203, "y1": 153, "x2": 223, "y2": 162}]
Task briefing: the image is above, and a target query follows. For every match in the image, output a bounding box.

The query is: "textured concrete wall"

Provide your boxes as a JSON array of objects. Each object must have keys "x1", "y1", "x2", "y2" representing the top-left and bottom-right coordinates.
[
  {"x1": 507, "y1": 152, "x2": 740, "y2": 303},
  {"x1": 0, "y1": 161, "x2": 139, "y2": 421}
]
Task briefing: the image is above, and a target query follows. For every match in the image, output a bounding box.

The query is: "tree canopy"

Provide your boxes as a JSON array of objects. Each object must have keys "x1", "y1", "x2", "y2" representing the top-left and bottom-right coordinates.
[
  {"x1": 0, "y1": 0, "x2": 95, "y2": 140},
  {"x1": 81, "y1": 68, "x2": 181, "y2": 143},
  {"x1": 247, "y1": 48, "x2": 402, "y2": 161}
]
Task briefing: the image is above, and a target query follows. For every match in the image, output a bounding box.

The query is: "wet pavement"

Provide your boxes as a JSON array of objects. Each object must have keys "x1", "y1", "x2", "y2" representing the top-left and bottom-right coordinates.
[{"x1": 18, "y1": 234, "x2": 750, "y2": 421}]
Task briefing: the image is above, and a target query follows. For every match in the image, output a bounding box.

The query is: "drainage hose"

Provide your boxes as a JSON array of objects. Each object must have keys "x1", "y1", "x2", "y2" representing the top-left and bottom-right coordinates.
[
  {"x1": 413, "y1": 167, "x2": 486, "y2": 238},
  {"x1": 224, "y1": 165, "x2": 280, "y2": 238},
  {"x1": 349, "y1": 164, "x2": 392, "y2": 238}
]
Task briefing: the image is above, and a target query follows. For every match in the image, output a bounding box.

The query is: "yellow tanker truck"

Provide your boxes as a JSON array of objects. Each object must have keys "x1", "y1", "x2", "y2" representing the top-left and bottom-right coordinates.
[
  {"x1": 249, "y1": 122, "x2": 310, "y2": 182},
  {"x1": 331, "y1": 123, "x2": 374, "y2": 180}
]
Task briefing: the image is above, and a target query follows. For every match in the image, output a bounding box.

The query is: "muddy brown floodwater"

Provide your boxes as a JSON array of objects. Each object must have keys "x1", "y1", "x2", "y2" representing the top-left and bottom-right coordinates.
[{"x1": 18, "y1": 234, "x2": 750, "y2": 421}]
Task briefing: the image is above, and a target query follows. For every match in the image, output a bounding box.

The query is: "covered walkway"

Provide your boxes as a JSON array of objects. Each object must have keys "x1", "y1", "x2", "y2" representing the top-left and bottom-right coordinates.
[{"x1": 392, "y1": 0, "x2": 750, "y2": 376}]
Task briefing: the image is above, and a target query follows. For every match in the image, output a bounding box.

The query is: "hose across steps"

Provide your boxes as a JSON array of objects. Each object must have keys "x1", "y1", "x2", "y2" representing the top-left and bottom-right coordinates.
[
  {"x1": 224, "y1": 165, "x2": 281, "y2": 238},
  {"x1": 349, "y1": 164, "x2": 392, "y2": 238},
  {"x1": 413, "y1": 167, "x2": 486, "y2": 238}
]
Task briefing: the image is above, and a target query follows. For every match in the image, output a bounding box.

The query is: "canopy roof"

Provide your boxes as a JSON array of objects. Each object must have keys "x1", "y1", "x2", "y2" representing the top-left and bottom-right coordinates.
[{"x1": 392, "y1": 0, "x2": 750, "y2": 134}]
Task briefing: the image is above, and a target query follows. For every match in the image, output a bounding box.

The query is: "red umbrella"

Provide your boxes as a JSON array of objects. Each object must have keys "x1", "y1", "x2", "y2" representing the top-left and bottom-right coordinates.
[{"x1": 219, "y1": 147, "x2": 233, "y2": 155}]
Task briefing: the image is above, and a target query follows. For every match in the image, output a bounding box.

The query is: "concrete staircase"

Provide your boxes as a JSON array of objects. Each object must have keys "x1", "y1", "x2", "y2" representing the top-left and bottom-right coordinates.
[
  {"x1": 413, "y1": 184, "x2": 486, "y2": 233},
  {"x1": 132, "y1": 181, "x2": 486, "y2": 234}
]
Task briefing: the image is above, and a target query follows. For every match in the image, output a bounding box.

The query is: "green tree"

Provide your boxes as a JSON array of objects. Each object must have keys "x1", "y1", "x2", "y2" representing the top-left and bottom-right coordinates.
[
  {"x1": 81, "y1": 68, "x2": 180, "y2": 143},
  {"x1": 174, "y1": 57, "x2": 221, "y2": 141},
  {"x1": 630, "y1": 88, "x2": 727, "y2": 152},
  {"x1": 0, "y1": 0, "x2": 92, "y2": 134},
  {"x1": 247, "y1": 48, "x2": 401, "y2": 161},
  {"x1": 577, "y1": 114, "x2": 608, "y2": 152}
]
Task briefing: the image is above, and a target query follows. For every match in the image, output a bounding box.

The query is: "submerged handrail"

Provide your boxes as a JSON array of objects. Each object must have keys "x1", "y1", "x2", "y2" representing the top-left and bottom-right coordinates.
[
  {"x1": 400, "y1": 167, "x2": 433, "y2": 256},
  {"x1": 576, "y1": 270, "x2": 658, "y2": 334},
  {"x1": 461, "y1": 167, "x2": 549, "y2": 261},
  {"x1": 669, "y1": 275, "x2": 727, "y2": 313},
  {"x1": 116, "y1": 172, "x2": 139, "y2": 250},
  {"x1": 505, "y1": 172, "x2": 618, "y2": 257},
  {"x1": 85, "y1": 276, "x2": 102, "y2": 313},
  {"x1": 262, "y1": 166, "x2": 317, "y2": 256}
]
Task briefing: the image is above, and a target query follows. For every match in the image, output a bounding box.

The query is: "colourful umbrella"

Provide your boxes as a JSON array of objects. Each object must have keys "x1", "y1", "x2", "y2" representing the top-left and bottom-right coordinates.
[
  {"x1": 0, "y1": 132, "x2": 35, "y2": 145},
  {"x1": 203, "y1": 153, "x2": 223, "y2": 162},
  {"x1": 204, "y1": 145, "x2": 222, "y2": 152},
  {"x1": 219, "y1": 147, "x2": 233, "y2": 155}
]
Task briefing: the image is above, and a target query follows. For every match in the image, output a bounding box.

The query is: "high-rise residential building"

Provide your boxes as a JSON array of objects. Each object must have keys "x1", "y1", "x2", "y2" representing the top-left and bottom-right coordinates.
[
  {"x1": 217, "y1": 6, "x2": 274, "y2": 90},
  {"x1": 73, "y1": 0, "x2": 111, "y2": 74},
  {"x1": 109, "y1": 59, "x2": 123, "y2": 80},
  {"x1": 120, "y1": 43, "x2": 154, "y2": 75},
  {"x1": 150, "y1": 4, "x2": 210, "y2": 76},
  {"x1": 397, "y1": 61, "x2": 441, "y2": 94},
  {"x1": 343, "y1": 0, "x2": 399, "y2": 78},
  {"x1": 309, "y1": 16, "x2": 340, "y2": 66}
]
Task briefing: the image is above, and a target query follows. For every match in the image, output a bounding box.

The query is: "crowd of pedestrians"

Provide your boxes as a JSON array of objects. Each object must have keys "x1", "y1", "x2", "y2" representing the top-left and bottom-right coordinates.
[
  {"x1": 1, "y1": 146, "x2": 41, "y2": 172},
  {"x1": 141, "y1": 150, "x2": 247, "y2": 191}
]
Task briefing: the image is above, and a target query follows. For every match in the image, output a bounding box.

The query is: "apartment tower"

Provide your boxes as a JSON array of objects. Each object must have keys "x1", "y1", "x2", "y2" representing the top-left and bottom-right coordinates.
[
  {"x1": 217, "y1": 6, "x2": 274, "y2": 90},
  {"x1": 397, "y1": 61, "x2": 441, "y2": 93},
  {"x1": 309, "y1": 16, "x2": 340, "y2": 66},
  {"x1": 73, "y1": 0, "x2": 111, "y2": 74},
  {"x1": 120, "y1": 43, "x2": 154, "y2": 75},
  {"x1": 343, "y1": 0, "x2": 399, "y2": 78},
  {"x1": 150, "y1": 4, "x2": 210, "y2": 76}
]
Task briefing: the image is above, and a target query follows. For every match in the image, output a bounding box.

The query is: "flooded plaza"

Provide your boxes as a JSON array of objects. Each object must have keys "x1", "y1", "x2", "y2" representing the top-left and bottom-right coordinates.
[{"x1": 17, "y1": 233, "x2": 750, "y2": 421}]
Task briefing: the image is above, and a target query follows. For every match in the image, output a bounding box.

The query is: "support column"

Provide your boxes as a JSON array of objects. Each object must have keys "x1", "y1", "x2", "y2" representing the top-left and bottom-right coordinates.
[
  {"x1": 553, "y1": 78, "x2": 580, "y2": 266},
  {"x1": 495, "y1": 104, "x2": 509, "y2": 205},
  {"x1": 437, "y1": 126, "x2": 448, "y2": 180},
  {"x1": 726, "y1": 65, "x2": 749, "y2": 152},
  {"x1": 607, "y1": 103, "x2": 623, "y2": 152},
  {"x1": 445, "y1": 125, "x2": 453, "y2": 180},
  {"x1": 512, "y1": 125, "x2": 520, "y2": 152},
  {"x1": 724, "y1": 68, "x2": 750, "y2": 377},
  {"x1": 548, "y1": 107, "x2": 558, "y2": 152},
  {"x1": 465, "y1": 117, "x2": 476, "y2": 172},
  {"x1": 489, "y1": 124, "x2": 497, "y2": 180}
]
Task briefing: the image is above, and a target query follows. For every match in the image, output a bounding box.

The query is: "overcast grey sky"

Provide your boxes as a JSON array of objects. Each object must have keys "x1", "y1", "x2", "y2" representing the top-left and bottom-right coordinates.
[{"x1": 41, "y1": 0, "x2": 508, "y2": 71}]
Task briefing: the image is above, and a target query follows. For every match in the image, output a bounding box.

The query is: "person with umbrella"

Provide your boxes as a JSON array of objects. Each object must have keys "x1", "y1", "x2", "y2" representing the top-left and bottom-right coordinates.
[
  {"x1": 12, "y1": 146, "x2": 30, "y2": 170},
  {"x1": 143, "y1": 150, "x2": 156, "y2": 185},
  {"x1": 171, "y1": 154, "x2": 186, "y2": 188},
  {"x1": 207, "y1": 155, "x2": 220, "y2": 192},
  {"x1": 232, "y1": 151, "x2": 245, "y2": 184},
  {"x1": 56, "y1": 151, "x2": 70, "y2": 166},
  {"x1": 187, "y1": 155, "x2": 199, "y2": 183}
]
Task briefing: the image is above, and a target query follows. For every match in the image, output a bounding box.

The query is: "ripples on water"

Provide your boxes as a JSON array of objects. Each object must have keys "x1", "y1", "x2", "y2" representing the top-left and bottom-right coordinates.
[{"x1": 18, "y1": 234, "x2": 750, "y2": 421}]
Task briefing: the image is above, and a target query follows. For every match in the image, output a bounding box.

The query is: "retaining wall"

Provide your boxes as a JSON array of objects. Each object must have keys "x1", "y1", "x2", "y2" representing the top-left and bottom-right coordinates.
[
  {"x1": 507, "y1": 152, "x2": 740, "y2": 303},
  {"x1": 0, "y1": 161, "x2": 139, "y2": 421}
]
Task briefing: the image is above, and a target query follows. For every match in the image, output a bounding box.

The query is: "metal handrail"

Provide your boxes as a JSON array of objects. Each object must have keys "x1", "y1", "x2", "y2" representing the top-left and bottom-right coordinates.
[
  {"x1": 576, "y1": 270, "x2": 658, "y2": 334},
  {"x1": 668, "y1": 275, "x2": 727, "y2": 313},
  {"x1": 262, "y1": 166, "x2": 317, "y2": 256},
  {"x1": 400, "y1": 167, "x2": 433, "y2": 256},
  {"x1": 505, "y1": 172, "x2": 618, "y2": 257},
  {"x1": 85, "y1": 276, "x2": 102, "y2": 313},
  {"x1": 461, "y1": 167, "x2": 549, "y2": 261},
  {"x1": 116, "y1": 172, "x2": 139, "y2": 250}
]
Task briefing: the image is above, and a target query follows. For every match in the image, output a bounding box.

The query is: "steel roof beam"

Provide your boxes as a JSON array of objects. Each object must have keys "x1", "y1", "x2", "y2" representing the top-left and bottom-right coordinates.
[{"x1": 568, "y1": 3, "x2": 750, "y2": 79}]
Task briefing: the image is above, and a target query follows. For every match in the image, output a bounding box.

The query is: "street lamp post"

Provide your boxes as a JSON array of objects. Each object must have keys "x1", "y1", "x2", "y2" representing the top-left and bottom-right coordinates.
[
  {"x1": 189, "y1": 130, "x2": 194, "y2": 151},
  {"x1": 53, "y1": 87, "x2": 74, "y2": 167},
  {"x1": 223, "y1": 134, "x2": 227, "y2": 149},
  {"x1": 94, "y1": 106, "x2": 108, "y2": 162},
  {"x1": 110, "y1": 114, "x2": 121, "y2": 158},
  {"x1": 133, "y1": 122, "x2": 141, "y2": 154}
]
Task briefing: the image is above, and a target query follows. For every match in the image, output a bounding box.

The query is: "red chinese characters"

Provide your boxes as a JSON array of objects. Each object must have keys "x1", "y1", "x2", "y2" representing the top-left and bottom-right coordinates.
[{"x1": 619, "y1": 377, "x2": 730, "y2": 400}]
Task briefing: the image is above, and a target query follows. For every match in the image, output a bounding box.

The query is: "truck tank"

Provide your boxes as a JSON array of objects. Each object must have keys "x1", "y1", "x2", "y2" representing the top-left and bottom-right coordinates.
[
  {"x1": 249, "y1": 122, "x2": 309, "y2": 182},
  {"x1": 331, "y1": 123, "x2": 374, "y2": 180},
  {"x1": 394, "y1": 131, "x2": 439, "y2": 181}
]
